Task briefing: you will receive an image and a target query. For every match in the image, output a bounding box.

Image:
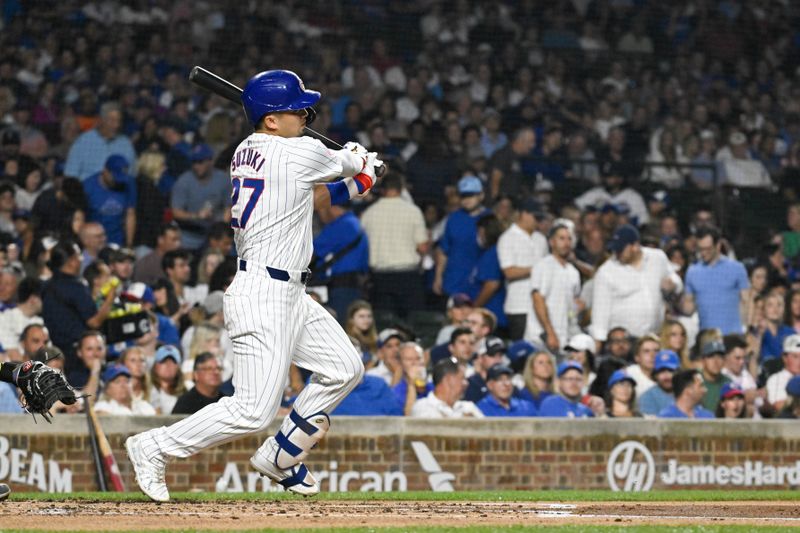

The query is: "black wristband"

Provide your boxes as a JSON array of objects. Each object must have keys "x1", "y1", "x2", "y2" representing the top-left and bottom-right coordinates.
[{"x1": 0, "y1": 361, "x2": 20, "y2": 383}]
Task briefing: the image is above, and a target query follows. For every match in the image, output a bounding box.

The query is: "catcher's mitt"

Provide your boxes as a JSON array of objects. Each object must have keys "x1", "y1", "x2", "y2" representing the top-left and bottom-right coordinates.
[{"x1": 12, "y1": 361, "x2": 77, "y2": 422}]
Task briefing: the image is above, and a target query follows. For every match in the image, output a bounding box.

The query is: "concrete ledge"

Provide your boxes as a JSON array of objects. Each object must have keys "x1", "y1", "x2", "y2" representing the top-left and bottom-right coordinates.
[{"x1": 4, "y1": 414, "x2": 799, "y2": 439}]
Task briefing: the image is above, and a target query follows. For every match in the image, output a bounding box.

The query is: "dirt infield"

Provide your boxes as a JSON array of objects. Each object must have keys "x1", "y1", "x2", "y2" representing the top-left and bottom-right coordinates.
[{"x1": 2, "y1": 499, "x2": 800, "y2": 530}]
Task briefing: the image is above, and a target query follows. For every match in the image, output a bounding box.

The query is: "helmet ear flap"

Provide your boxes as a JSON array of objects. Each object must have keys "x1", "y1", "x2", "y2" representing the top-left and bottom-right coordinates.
[{"x1": 305, "y1": 107, "x2": 317, "y2": 126}]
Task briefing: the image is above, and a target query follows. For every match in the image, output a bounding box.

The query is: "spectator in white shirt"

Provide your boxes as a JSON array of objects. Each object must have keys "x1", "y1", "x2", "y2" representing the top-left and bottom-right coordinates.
[
  {"x1": 526, "y1": 222, "x2": 582, "y2": 350},
  {"x1": 497, "y1": 198, "x2": 548, "y2": 340},
  {"x1": 589, "y1": 224, "x2": 682, "y2": 342},
  {"x1": 574, "y1": 162, "x2": 649, "y2": 225},
  {"x1": 435, "y1": 293, "x2": 473, "y2": 345},
  {"x1": 721, "y1": 334, "x2": 763, "y2": 409},
  {"x1": 716, "y1": 131, "x2": 772, "y2": 189},
  {"x1": 411, "y1": 357, "x2": 483, "y2": 418},
  {"x1": 625, "y1": 334, "x2": 661, "y2": 396},
  {"x1": 0, "y1": 276, "x2": 43, "y2": 354},
  {"x1": 94, "y1": 364, "x2": 156, "y2": 416},
  {"x1": 148, "y1": 344, "x2": 186, "y2": 415},
  {"x1": 766, "y1": 334, "x2": 800, "y2": 412}
]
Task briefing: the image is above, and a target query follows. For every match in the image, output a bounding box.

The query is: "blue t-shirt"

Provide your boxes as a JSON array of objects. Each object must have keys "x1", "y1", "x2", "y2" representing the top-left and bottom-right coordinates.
[
  {"x1": 538, "y1": 395, "x2": 593, "y2": 418},
  {"x1": 313, "y1": 212, "x2": 369, "y2": 278},
  {"x1": 64, "y1": 129, "x2": 137, "y2": 181},
  {"x1": 468, "y1": 245, "x2": 507, "y2": 328},
  {"x1": 83, "y1": 172, "x2": 137, "y2": 245},
  {"x1": 516, "y1": 388, "x2": 554, "y2": 411},
  {"x1": 477, "y1": 394, "x2": 538, "y2": 417},
  {"x1": 392, "y1": 379, "x2": 433, "y2": 408},
  {"x1": 685, "y1": 257, "x2": 749, "y2": 334},
  {"x1": 440, "y1": 208, "x2": 489, "y2": 295},
  {"x1": 332, "y1": 375, "x2": 403, "y2": 416},
  {"x1": 638, "y1": 386, "x2": 674, "y2": 416},
  {"x1": 657, "y1": 403, "x2": 715, "y2": 419},
  {"x1": 0, "y1": 382, "x2": 23, "y2": 414},
  {"x1": 761, "y1": 324, "x2": 795, "y2": 361},
  {"x1": 42, "y1": 272, "x2": 98, "y2": 361}
]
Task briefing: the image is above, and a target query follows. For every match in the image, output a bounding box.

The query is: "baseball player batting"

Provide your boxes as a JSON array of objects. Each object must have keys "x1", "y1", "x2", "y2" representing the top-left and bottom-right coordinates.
[{"x1": 125, "y1": 70, "x2": 381, "y2": 501}]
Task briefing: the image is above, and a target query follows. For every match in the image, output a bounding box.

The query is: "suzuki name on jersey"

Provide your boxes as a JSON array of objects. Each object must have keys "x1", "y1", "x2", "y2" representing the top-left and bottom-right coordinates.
[{"x1": 231, "y1": 148, "x2": 266, "y2": 174}]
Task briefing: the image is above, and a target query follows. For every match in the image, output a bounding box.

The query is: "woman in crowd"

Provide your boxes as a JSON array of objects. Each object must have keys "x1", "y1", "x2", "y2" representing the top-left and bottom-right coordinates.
[
  {"x1": 182, "y1": 322, "x2": 223, "y2": 386},
  {"x1": 148, "y1": 345, "x2": 186, "y2": 415},
  {"x1": 784, "y1": 289, "x2": 800, "y2": 335},
  {"x1": 517, "y1": 351, "x2": 555, "y2": 410},
  {"x1": 94, "y1": 364, "x2": 156, "y2": 416},
  {"x1": 659, "y1": 319, "x2": 689, "y2": 367},
  {"x1": 119, "y1": 346, "x2": 151, "y2": 405},
  {"x1": 345, "y1": 300, "x2": 378, "y2": 361},
  {"x1": 604, "y1": 369, "x2": 640, "y2": 418},
  {"x1": 715, "y1": 383, "x2": 747, "y2": 419},
  {"x1": 760, "y1": 291, "x2": 794, "y2": 361},
  {"x1": 741, "y1": 264, "x2": 769, "y2": 330}
]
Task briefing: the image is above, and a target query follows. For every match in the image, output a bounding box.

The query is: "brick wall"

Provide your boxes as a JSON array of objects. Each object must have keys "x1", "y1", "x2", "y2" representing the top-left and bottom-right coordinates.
[{"x1": 3, "y1": 416, "x2": 800, "y2": 493}]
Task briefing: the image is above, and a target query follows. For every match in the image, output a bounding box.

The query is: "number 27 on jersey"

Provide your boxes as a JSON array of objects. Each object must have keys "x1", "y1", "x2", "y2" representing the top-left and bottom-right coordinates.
[{"x1": 230, "y1": 177, "x2": 264, "y2": 229}]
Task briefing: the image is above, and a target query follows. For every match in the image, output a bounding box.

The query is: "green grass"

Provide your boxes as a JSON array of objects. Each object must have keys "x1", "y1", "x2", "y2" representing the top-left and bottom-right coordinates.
[
  {"x1": 0, "y1": 526, "x2": 796, "y2": 533},
  {"x1": 7, "y1": 489, "x2": 800, "y2": 502}
]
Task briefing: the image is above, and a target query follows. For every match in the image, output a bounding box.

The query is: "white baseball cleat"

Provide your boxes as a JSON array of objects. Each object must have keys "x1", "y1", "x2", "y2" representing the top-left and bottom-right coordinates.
[
  {"x1": 125, "y1": 435, "x2": 170, "y2": 502},
  {"x1": 250, "y1": 453, "x2": 320, "y2": 496}
]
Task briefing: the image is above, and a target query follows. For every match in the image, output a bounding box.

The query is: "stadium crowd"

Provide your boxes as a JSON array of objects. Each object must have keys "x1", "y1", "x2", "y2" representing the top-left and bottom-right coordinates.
[{"x1": 3, "y1": 1, "x2": 800, "y2": 420}]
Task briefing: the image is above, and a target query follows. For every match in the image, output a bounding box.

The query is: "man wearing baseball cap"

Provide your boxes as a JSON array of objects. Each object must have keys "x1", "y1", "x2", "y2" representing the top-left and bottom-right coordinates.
[
  {"x1": 476, "y1": 364, "x2": 537, "y2": 417},
  {"x1": 365, "y1": 328, "x2": 405, "y2": 386},
  {"x1": 766, "y1": 334, "x2": 800, "y2": 411},
  {"x1": 464, "y1": 336, "x2": 506, "y2": 402},
  {"x1": 434, "y1": 175, "x2": 490, "y2": 297},
  {"x1": 539, "y1": 361, "x2": 594, "y2": 417},
  {"x1": 435, "y1": 293, "x2": 473, "y2": 345},
  {"x1": 82, "y1": 154, "x2": 137, "y2": 247},
  {"x1": 574, "y1": 158, "x2": 649, "y2": 225},
  {"x1": 589, "y1": 224, "x2": 682, "y2": 343},
  {"x1": 638, "y1": 349, "x2": 680, "y2": 416},
  {"x1": 496, "y1": 197, "x2": 548, "y2": 341},
  {"x1": 699, "y1": 339, "x2": 732, "y2": 412}
]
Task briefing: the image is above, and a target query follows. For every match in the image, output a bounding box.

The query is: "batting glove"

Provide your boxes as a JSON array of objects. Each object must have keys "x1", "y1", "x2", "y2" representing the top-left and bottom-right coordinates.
[
  {"x1": 352, "y1": 152, "x2": 382, "y2": 194},
  {"x1": 343, "y1": 141, "x2": 368, "y2": 155}
]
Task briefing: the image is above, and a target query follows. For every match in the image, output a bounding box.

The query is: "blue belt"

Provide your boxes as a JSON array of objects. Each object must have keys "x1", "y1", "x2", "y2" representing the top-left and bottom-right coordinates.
[{"x1": 238, "y1": 259, "x2": 311, "y2": 284}]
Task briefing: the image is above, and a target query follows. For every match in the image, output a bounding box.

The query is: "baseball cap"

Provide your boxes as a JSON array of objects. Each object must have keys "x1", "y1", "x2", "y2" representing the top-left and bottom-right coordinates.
[
  {"x1": 653, "y1": 349, "x2": 680, "y2": 373},
  {"x1": 557, "y1": 360, "x2": 583, "y2": 377},
  {"x1": 122, "y1": 282, "x2": 155, "y2": 305},
  {"x1": 507, "y1": 340, "x2": 536, "y2": 363},
  {"x1": 154, "y1": 344, "x2": 182, "y2": 365},
  {"x1": 534, "y1": 179, "x2": 554, "y2": 193},
  {"x1": 783, "y1": 334, "x2": 800, "y2": 353},
  {"x1": 102, "y1": 244, "x2": 135, "y2": 264},
  {"x1": 104, "y1": 154, "x2": 130, "y2": 182},
  {"x1": 729, "y1": 131, "x2": 747, "y2": 145},
  {"x1": 517, "y1": 197, "x2": 546, "y2": 218},
  {"x1": 607, "y1": 224, "x2": 640, "y2": 254},
  {"x1": 720, "y1": 382, "x2": 745, "y2": 400},
  {"x1": 32, "y1": 346, "x2": 64, "y2": 364},
  {"x1": 565, "y1": 333, "x2": 595, "y2": 355},
  {"x1": 446, "y1": 293, "x2": 473, "y2": 310},
  {"x1": 457, "y1": 175, "x2": 483, "y2": 196},
  {"x1": 377, "y1": 328, "x2": 405, "y2": 348},
  {"x1": 486, "y1": 364, "x2": 514, "y2": 381},
  {"x1": 12, "y1": 208, "x2": 31, "y2": 221},
  {"x1": 483, "y1": 336, "x2": 506, "y2": 356},
  {"x1": 101, "y1": 364, "x2": 131, "y2": 384},
  {"x1": 699, "y1": 129, "x2": 715, "y2": 141},
  {"x1": 648, "y1": 190, "x2": 670, "y2": 205},
  {"x1": 786, "y1": 375, "x2": 800, "y2": 397},
  {"x1": 202, "y1": 291, "x2": 224, "y2": 316},
  {"x1": 607, "y1": 369, "x2": 636, "y2": 389},
  {"x1": 701, "y1": 340, "x2": 726, "y2": 358},
  {"x1": 190, "y1": 143, "x2": 214, "y2": 162}
]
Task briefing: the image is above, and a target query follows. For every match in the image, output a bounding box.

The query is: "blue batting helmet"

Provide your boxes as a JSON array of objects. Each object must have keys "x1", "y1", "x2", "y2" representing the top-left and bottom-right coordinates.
[{"x1": 241, "y1": 70, "x2": 321, "y2": 127}]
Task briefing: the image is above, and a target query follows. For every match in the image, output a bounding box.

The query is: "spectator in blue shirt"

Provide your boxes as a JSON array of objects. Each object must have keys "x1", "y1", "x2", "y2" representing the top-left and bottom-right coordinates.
[
  {"x1": 64, "y1": 102, "x2": 136, "y2": 181},
  {"x1": 82, "y1": 154, "x2": 137, "y2": 247},
  {"x1": 514, "y1": 345, "x2": 556, "y2": 410},
  {"x1": 604, "y1": 369, "x2": 641, "y2": 417},
  {"x1": 434, "y1": 175, "x2": 490, "y2": 297},
  {"x1": 477, "y1": 365, "x2": 537, "y2": 417},
  {"x1": 464, "y1": 335, "x2": 506, "y2": 402},
  {"x1": 760, "y1": 291, "x2": 795, "y2": 361},
  {"x1": 0, "y1": 381, "x2": 23, "y2": 413},
  {"x1": 658, "y1": 369, "x2": 715, "y2": 419},
  {"x1": 539, "y1": 360, "x2": 594, "y2": 417},
  {"x1": 638, "y1": 349, "x2": 679, "y2": 416},
  {"x1": 685, "y1": 226, "x2": 750, "y2": 334},
  {"x1": 468, "y1": 214, "x2": 507, "y2": 329},
  {"x1": 332, "y1": 374, "x2": 403, "y2": 416},
  {"x1": 313, "y1": 204, "x2": 369, "y2": 324}
]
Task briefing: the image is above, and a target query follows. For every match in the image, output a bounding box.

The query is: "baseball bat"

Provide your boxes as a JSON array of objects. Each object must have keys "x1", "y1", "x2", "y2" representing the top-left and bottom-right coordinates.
[
  {"x1": 86, "y1": 400, "x2": 126, "y2": 492},
  {"x1": 85, "y1": 404, "x2": 108, "y2": 491},
  {"x1": 189, "y1": 66, "x2": 386, "y2": 177}
]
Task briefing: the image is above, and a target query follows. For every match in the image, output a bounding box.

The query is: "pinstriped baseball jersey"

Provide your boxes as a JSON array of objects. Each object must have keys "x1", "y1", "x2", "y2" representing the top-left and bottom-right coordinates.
[{"x1": 229, "y1": 133, "x2": 344, "y2": 271}]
